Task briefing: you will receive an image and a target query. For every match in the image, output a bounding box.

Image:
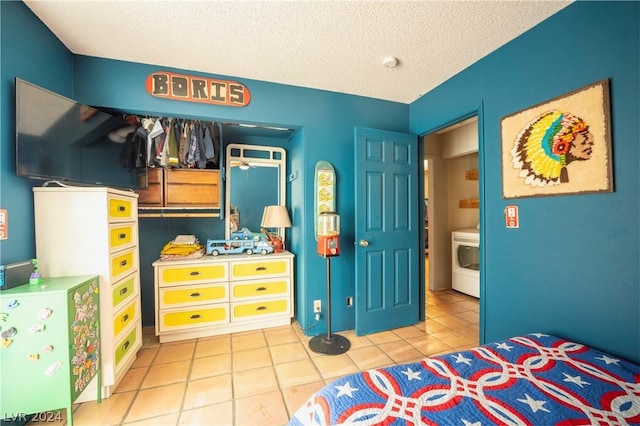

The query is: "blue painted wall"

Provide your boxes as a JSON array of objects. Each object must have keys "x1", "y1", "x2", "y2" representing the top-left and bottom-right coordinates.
[
  {"x1": 2, "y1": 1, "x2": 637, "y2": 363},
  {"x1": 0, "y1": 1, "x2": 73, "y2": 264},
  {"x1": 70, "y1": 57, "x2": 409, "y2": 333},
  {"x1": 410, "y1": 1, "x2": 639, "y2": 363}
]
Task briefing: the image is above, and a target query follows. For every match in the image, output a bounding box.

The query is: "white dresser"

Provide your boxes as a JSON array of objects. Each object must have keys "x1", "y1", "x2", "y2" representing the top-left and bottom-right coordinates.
[
  {"x1": 33, "y1": 187, "x2": 142, "y2": 400},
  {"x1": 153, "y1": 251, "x2": 294, "y2": 343}
]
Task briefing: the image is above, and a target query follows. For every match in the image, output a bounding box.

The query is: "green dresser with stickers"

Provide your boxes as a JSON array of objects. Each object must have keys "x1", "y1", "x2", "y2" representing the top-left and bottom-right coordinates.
[{"x1": 0, "y1": 275, "x2": 101, "y2": 426}]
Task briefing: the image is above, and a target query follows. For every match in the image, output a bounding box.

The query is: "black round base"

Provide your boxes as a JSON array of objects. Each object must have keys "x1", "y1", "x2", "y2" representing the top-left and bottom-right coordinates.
[{"x1": 309, "y1": 334, "x2": 351, "y2": 355}]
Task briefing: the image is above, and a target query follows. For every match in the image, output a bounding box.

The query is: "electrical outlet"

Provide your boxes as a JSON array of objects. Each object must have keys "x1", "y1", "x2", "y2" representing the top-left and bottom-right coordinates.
[{"x1": 313, "y1": 300, "x2": 322, "y2": 313}]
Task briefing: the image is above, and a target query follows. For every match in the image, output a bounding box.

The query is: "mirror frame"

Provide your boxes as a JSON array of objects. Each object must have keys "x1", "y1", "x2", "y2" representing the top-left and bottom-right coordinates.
[{"x1": 225, "y1": 143, "x2": 287, "y2": 242}]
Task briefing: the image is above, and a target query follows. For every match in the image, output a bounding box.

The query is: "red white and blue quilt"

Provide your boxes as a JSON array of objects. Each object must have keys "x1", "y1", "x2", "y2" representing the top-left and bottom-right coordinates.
[{"x1": 289, "y1": 334, "x2": 640, "y2": 425}]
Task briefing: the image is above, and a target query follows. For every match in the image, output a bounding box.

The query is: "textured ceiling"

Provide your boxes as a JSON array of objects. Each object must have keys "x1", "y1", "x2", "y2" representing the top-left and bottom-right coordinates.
[{"x1": 23, "y1": 0, "x2": 572, "y2": 104}]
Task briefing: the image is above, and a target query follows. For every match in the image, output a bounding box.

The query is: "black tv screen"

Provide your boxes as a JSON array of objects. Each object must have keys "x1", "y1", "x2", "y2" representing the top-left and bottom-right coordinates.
[{"x1": 15, "y1": 78, "x2": 146, "y2": 189}]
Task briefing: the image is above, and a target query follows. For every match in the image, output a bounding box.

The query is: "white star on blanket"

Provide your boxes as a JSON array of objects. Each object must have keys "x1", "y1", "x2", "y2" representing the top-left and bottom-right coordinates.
[
  {"x1": 529, "y1": 333, "x2": 548, "y2": 338},
  {"x1": 595, "y1": 355, "x2": 620, "y2": 365},
  {"x1": 495, "y1": 342, "x2": 514, "y2": 351},
  {"x1": 452, "y1": 353, "x2": 473, "y2": 366},
  {"x1": 562, "y1": 373, "x2": 591, "y2": 388},
  {"x1": 517, "y1": 393, "x2": 550, "y2": 413},
  {"x1": 335, "y1": 381, "x2": 359, "y2": 398},
  {"x1": 401, "y1": 367, "x2": 421, "y2": 381}
]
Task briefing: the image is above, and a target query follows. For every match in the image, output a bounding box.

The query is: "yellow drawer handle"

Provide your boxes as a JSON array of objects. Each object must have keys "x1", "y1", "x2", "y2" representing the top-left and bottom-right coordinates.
[
  {"x1": 190, "y1": 314, "x2": 201, "y2": 320},
  {"x1": 120, "y1": 260, "x2": 128, "y2": 267},
  {"x1": 256, "y1": 287, "x2": 267, "y2": 291},
  {"x1": 118, "y1": 233, "x2": 126, "y2": 240},
  {"x1": 256, "y1": 266, "x2": 267, "y2": 271},
  {"x1": 119, "y1": 287, "x2": 128, "y2": 295},
  {"x1": 121, "y1": 314, "x2": 129, "y2": 323},
  {"x1": 118, "y1": 206, "x2": 126, "y2": 212},
  {"x1": 189, "y1": 271, "x2": 201, "y2": 276},
  {"x1": 122, "y1": 340, "x2": 130, "y2": 350},
  {"x1": 256, "y1": 306, "x2": 267, "y2": 311},
  {"x1": 190, "y1": 292, "x2": 201, "y2": 297}
]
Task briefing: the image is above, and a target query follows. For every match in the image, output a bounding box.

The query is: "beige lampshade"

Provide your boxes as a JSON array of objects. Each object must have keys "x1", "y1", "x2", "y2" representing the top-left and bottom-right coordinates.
[{"x1": 261, "y1": 205, "x2": 292, "y2": 228}]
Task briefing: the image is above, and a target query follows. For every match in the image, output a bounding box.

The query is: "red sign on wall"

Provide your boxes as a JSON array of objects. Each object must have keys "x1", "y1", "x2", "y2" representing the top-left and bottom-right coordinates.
[
  {"x1": 505, "y1": 205, "x2": 519, "y2": 228},
  {"x1": 146, "y1": 71, "x2": 251, "y2": 107},
  {"x1": 0, "y1": 209, "x2": 7, "y2": 240}
]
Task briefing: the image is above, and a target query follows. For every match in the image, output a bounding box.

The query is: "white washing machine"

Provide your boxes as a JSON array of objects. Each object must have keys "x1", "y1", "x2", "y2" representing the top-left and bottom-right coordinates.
[{"x1": 451, "y1": 228, "x2": 480, "y2": 298}]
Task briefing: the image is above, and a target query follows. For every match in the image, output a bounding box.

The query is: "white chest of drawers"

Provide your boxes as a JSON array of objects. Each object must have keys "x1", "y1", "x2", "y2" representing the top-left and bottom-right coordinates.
[
  {"x1": 33, "y1": 187, "x2": 142, "y2": 401},
  {"x1": 153, "y1": 251, "x2": 294, "y2": 343}
]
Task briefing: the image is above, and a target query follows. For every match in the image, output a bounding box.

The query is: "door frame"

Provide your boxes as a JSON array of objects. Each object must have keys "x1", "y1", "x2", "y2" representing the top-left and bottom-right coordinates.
[{"x1": 419, "y1": 104, "x2": 485, "y2": 344}]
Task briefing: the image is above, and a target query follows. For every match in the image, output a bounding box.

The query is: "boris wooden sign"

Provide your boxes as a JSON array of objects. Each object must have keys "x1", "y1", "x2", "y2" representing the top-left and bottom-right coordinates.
[{"x1": 146, "y1": 71, "x2": 250, "y2": 107}]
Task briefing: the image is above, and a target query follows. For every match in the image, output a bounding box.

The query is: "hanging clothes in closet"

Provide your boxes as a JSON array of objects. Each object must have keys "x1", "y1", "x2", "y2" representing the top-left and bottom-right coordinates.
[{"x1": 133, "y1": 116, "x2": 220, "y2": 170}]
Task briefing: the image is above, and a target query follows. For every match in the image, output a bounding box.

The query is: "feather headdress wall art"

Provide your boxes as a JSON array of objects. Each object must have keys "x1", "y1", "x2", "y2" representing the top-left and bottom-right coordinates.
[{"x1": 501, "y1": 80, "x2": 613, "y2": 198}]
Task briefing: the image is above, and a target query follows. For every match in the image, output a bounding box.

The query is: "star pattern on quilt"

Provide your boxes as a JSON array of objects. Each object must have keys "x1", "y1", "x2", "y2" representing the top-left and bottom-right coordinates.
[
  {"x1": 595, "y1": 355, "x2": 620, "y2": 365},
  {"x1": 400, "y1": 367, "x2": 421, "y2": 381},
  {"x1": 288, "y1": 335, "x2": 639, "y2": 426},
  {"x1": 453, "y1": 353, "x2": 473, "y2": 366},
  {"x1": 517, "y1": 393, "x2": 550, "y2": 413},
  {"x1": 529, "y1": 333, "x2": 548, "y2": 338},
  {"x1": 562, "y1": 373, "x2": 590, "y2": 388},
  {"x1": 335, "y1": 381, "x2": 359, "y2": 398},
  {"x1": 496, "y1": 342, "x2": 514, "y2": 351}
]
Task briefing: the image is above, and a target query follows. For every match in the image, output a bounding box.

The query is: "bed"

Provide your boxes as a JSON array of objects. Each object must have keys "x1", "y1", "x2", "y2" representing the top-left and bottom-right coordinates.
[{"x1": 289, "y1": 333, "x2": 640, "y2": 425}]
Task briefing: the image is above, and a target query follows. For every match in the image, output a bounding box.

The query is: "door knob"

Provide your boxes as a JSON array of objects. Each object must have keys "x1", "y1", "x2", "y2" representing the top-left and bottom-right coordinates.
[{"x1": 359, "y1": 239, "x2": 369, "y2": 247}]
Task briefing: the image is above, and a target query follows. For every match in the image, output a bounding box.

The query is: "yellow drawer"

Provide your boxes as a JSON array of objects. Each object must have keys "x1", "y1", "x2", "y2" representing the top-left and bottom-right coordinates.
[
  {"x1": 230, "y1": 259, "x2": 289, "y2": 280},
  {"x1": 160, "y1": 283, "x2": 227, "y2": 308},
  {"x1": 115, "y1": 327, "x2": 138, "y2": 368},
  {"x1": 110, "y1": 247, "x2": 137, "y2": 281},
  {"x1": 159, "y1": 264, "x2": 227, "y2": 287},
  {"x1": 112, "y1": 274, "x2": 138, "y2": 309},
  {"x1": 109, "y1": 223, "x2": 136, "y2": 251},
  {"x1": 108, "y1": 194, "x2": 136, "y2": 221},
  {"x1": 159, "y1": 305, "x2": 229, "y2": 332},
  {"x1": 232, "y1": 279, "x2": 288, "y2": 301},
  {"x1": 114, "y1": 300, "x2": 137, "y2": 338},
  {"x1": 232, "y1": 299, "x2": 289, "y2": 321}
]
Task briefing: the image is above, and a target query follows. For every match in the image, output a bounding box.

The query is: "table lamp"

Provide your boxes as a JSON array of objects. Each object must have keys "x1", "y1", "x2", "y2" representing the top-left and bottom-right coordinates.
[{"x1": 260, "y1": 205, "x2": 292, "y2": 253}]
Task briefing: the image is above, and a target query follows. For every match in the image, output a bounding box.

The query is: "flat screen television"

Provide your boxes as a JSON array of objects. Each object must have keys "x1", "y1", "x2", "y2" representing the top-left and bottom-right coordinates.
[{"x1": 15, "y1": 78, "x2": 146, "y2": 189}]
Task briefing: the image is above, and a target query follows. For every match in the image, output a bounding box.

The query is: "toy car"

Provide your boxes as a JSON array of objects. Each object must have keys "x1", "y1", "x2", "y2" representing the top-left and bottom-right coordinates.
[
  {"x1": 254, "y1": 240, "x2": 275, "y2": 255},
  {"x1": 206, "y1": 239, "x2": 274, "y2": 256},
  {"x1": 230, "y1": 227, "x2": 253, "y2": 240}
]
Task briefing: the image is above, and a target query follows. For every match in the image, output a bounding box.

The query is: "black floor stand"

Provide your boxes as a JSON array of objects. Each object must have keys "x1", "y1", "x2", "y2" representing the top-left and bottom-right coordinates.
[{"x1": 309, "y1": 256, "x2": 350, "y2": 355}]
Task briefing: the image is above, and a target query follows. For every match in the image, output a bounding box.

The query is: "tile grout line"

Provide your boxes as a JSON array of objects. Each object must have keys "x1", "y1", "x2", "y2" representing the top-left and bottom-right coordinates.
[
  {"x1": 120, "y1": 342, "x2": 160, "y2": 425},
  {"x1": 174, "y1": 338, "x2": 199, "y2": 425}
]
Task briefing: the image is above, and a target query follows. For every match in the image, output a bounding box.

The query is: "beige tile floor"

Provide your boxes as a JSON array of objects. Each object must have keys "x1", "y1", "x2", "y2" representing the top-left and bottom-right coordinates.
[{"x1": 28, "y1": 275, "x2": 479, "y2": 425}]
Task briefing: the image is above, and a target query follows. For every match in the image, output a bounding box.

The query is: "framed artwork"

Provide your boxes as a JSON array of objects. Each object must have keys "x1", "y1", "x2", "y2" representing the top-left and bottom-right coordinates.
[{"x1": 501, "y1": 79, "x2": 613, "y2": 199}]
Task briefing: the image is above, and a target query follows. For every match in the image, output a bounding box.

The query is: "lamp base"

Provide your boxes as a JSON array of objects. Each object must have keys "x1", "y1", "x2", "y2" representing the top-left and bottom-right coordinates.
[{"x1": 309, "y1": 333, "x2": 350, "y2": 355}]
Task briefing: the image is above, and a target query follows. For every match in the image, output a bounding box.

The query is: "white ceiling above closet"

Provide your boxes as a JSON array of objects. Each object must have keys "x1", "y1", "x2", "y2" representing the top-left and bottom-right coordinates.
[{"x1": 23, "y1": 1, "x2": 572, "y2": 104}]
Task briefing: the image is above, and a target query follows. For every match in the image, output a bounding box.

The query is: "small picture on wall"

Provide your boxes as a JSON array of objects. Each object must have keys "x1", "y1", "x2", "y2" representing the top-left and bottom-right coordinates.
[{"x1": 501, "y1": 79, "x2": 613, "y2": 199}]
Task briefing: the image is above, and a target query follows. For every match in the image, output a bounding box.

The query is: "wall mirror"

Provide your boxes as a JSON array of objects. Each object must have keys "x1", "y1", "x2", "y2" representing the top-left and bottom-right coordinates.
[{"x1": 225, "y1": 143, "x2": 287, "y2": 242}]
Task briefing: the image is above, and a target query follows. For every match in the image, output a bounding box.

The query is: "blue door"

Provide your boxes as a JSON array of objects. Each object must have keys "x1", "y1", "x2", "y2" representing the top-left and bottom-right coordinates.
[{"x1": 354, "y1": 127, "x2": 420, "y2": 335}]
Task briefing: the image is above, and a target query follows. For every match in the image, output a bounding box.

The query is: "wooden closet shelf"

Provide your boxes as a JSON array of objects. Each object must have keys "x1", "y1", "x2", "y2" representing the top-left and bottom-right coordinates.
[
  {"x1": 138, "y1": 212, "x2": 220, "y2": 218},
  {"x1": 465, "y1": 169, "x2": 479, "y2": 180},
  {"x1": 459, "y1": 198, "x2": 480, "y2": 208}
]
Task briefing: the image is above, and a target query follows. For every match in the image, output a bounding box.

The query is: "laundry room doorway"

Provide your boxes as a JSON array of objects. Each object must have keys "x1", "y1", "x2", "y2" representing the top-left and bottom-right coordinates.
[{"x1": 422, "y1": 115, "x2": 480, "y2": 345}]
